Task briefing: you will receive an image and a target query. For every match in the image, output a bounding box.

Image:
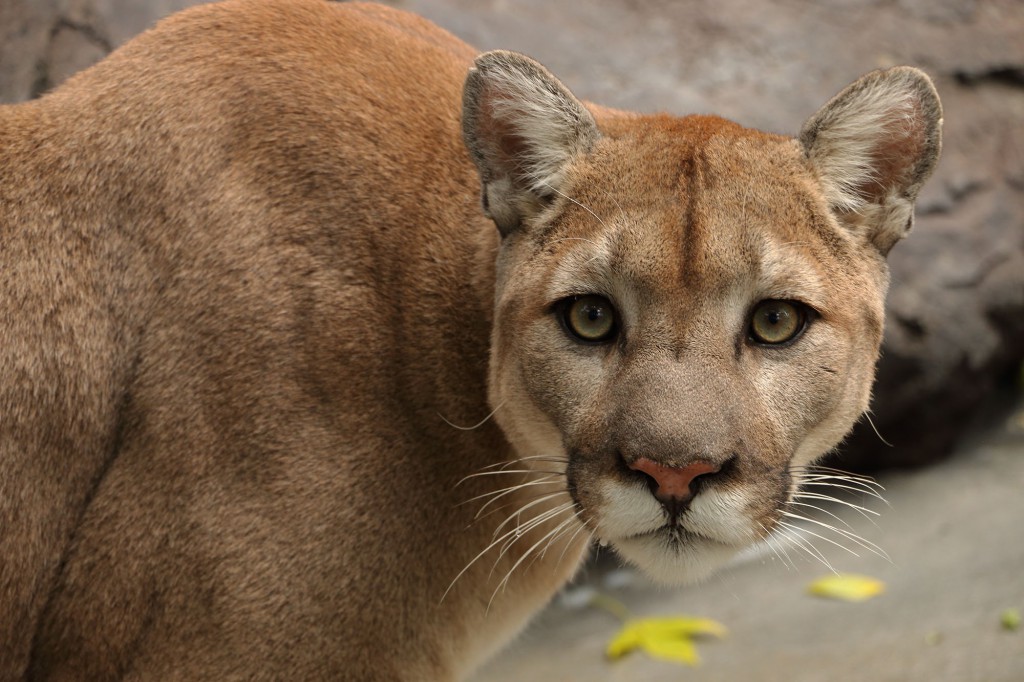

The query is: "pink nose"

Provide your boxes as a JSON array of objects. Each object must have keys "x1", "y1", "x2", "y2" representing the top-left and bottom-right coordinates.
[{"x1": 627, "y1": 458, "x2": 721, "y2": 503}]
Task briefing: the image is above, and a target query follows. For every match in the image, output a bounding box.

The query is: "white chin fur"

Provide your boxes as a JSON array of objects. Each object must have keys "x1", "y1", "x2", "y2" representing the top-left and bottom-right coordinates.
[
  {"x1": 612, "y1": 533, "x2": 740, "y2": 586},
  {"x1": 594, "y1": 480, "x2": 756, "y2": 585}
]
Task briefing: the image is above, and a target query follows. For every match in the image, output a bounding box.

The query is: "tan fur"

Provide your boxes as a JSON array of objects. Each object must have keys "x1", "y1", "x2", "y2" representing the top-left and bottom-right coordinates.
[{"x1": 0, "y1": 1, "x2": 940, "y2": 679}]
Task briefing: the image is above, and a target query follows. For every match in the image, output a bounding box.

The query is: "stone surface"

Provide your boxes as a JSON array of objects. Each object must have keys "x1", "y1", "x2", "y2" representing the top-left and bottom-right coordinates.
[
  {"x1": 1, "y1": 0, "x2": 1022, "y2": 469},
  {"x1": 0, "y1": 0, "x2": 202, "y2": 103}
]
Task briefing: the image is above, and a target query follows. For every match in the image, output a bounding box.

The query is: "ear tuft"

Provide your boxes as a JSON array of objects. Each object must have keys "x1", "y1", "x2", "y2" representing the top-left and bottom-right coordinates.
[
  {"x1": 462, "y1": 50, "x2": 599, "y2": 236},
  {"x1": 800, "y1": 67, "x2": 942, "y2": 254}
]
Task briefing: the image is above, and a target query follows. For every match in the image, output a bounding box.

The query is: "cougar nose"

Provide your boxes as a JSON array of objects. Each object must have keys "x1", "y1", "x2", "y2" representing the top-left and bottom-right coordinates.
[{"x1": 628, "y1": 458, "x2": 721, "y2": 508}]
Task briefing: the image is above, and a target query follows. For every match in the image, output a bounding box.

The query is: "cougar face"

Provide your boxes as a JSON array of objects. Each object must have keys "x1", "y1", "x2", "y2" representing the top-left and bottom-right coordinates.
[
  {"x1": 462, "y1": 46, "x2": 939, "y2": 586},
  {"x1": 487, "y1": 120, "x2": 892, "y2": 583}
]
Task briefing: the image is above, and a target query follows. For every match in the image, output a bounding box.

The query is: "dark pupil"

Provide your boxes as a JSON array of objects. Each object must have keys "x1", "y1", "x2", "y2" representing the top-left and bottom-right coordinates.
[
  {"x1": 586, "y1": 306, "x2": 603, "y2": 321},
  {"x1": 767, "y1": 310, "x2": 783, "y2": 325}
]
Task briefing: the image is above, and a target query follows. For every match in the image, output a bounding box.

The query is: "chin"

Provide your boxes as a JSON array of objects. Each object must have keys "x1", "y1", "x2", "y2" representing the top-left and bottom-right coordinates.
[{"x1": 611, "y1": 530, "x2": 742, "y2": 586}]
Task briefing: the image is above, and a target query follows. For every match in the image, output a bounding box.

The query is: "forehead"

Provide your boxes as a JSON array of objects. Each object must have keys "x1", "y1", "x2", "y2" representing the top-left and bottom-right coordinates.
[{"x1": 541, "y1": 115, "x2": 851, "y2": 311}]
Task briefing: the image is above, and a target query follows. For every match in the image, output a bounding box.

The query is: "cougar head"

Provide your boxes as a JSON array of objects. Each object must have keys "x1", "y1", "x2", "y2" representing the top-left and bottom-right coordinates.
[{"x1": 462, "y1": 51, "x2": 941, "y2": 583}]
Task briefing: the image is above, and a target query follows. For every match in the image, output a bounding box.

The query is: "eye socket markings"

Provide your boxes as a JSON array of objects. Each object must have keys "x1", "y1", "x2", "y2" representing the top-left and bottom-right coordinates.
[
  {"x1": 560, "y1": 294, "x2": 618, "y2": 343},
  {"x1": 748, "y1": 299, "x2": 810, "y2": 346}
]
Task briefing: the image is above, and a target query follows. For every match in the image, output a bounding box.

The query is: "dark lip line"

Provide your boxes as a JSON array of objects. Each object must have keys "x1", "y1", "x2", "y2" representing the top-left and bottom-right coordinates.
[{"x1": 623, "y1": 524, "x2": 729, "y2": 547}]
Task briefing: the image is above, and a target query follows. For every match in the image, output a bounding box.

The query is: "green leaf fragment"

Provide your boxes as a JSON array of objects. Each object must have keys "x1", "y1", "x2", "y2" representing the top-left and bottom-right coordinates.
[{"x1": 1001, "y1": 608, "x2": 1021, "y2": 631}]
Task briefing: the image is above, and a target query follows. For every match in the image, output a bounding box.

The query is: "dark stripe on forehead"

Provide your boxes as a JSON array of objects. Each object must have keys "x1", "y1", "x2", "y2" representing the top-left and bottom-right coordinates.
[
  {"x1": 678, "y1": 150, "x2": 708, "y2": 291},
  {"x1": 678, "y1": 142, "x2": 772, "y2": 294}
]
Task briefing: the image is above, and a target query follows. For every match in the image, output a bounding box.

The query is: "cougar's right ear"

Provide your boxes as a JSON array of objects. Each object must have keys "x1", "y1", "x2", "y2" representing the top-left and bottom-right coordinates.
[
  {"x1": 800, "y1": 67, "x2": 942, "y2": 255},
  {"x1": 462, "y1": 50, "x2": 600, "y2": 237}
]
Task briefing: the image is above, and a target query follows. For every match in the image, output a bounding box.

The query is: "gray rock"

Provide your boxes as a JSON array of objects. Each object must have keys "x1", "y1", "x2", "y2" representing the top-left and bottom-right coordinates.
[
  {"x1": 1, "y1": 0, "x2": 1021, "y2": 469},
  {"x1": 0, "y1": 0, "x2": 201, "y2": 103}
]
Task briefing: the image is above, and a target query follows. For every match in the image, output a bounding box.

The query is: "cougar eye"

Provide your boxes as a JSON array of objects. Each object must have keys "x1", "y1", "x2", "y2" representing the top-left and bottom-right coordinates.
[
  {"x1": 749, "y1": 300, "x2": 808, "y2": 345},
  {"x1": 562, "y1": 295, "x2": 617, "y2": 343}
]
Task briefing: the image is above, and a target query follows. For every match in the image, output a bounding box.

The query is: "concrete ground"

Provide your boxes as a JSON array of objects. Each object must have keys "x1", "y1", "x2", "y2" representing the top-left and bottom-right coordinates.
[{"x1": 472, "y1": 395, "x2": 1024, "y2": 681}]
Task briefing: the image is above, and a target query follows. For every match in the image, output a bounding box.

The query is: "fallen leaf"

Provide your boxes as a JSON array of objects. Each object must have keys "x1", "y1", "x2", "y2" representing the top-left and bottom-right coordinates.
[
  {"x1": 1001, "y1": 608, "x2": 1021, "y2": 631},
  {"x1": 606, "y1": 616, "x2": 727, "y2": 666},
  {"x1": 807, "y1": 574, "x2": 885, "y2": 602}
]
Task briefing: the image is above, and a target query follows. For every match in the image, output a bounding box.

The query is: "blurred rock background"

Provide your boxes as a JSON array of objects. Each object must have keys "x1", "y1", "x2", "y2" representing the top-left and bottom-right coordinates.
[{"x1": 2, "y1": 0, "x2": 1022, "y2": 469}]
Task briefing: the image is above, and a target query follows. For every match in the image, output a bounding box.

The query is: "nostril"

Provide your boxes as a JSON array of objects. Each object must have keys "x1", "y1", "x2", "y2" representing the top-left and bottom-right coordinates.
[
  {"x1": 627, "y1": 458, "x2": 721, "y2": 503},
  {"x1": 631, "y1": 467, "x2": 661, "y2": 499}
]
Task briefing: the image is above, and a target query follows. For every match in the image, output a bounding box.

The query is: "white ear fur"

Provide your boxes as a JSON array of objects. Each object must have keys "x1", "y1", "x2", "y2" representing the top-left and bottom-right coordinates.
[
  {"x1": 462, "y1": 50, "x2": 600, "y2": 236},
  {"x1": 800, "y1": 67, "x2": 942, "y2": 254}
]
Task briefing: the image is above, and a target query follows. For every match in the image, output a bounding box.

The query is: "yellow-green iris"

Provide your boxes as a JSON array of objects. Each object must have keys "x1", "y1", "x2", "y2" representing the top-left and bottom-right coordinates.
[
  {"x1": 750, "y1": 300, "x2": 806, "y2": 345},
  {"x1": 565, "y1": 295, "x2": 616, "y2": 342}
]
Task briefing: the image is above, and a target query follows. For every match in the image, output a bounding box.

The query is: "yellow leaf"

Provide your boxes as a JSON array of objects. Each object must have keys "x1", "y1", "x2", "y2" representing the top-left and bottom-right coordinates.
[
  {"x1": 808, "y1": 574, "x2": 886, "y2": 602},
  {"x1": 606, "y1": 625, "x2": 642, "y2": 659},
  {"x1": 640, "y1": 632, "x2": 700, "y2": 666},
  {"x1": 605, "y1": 616, "x2": 727, "y2": 666}
]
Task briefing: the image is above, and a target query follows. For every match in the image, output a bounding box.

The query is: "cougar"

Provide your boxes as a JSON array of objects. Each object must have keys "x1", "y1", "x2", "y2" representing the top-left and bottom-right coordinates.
[{"x1": 0, "y1": 0, "x2": 941, "y2": 679}]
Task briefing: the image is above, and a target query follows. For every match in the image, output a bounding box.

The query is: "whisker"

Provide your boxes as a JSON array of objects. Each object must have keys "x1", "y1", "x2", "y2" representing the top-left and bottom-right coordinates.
[
  {"x1": 489, "y1": 506, "x2": 579, "y2": 610},
  {"x1": 782, "y1": 512, "x2": 891, "y2": 562},
  {"x1": 441, "y1": 501, "x2": 572, "y2": 604},
  {"x1": 556, "y1": 513, "x2": 592, "y2": 566},
  {"x1": 459, "y1": 474, "x2": 558, "y2": 506},
  {"x1": 586, "y1": 526, "x2": 602, "y2": 560},
  {"x1": 524, "y1": 512, "x2": 581, "y2": 572},
  {"x1": 777, "y1": 519, "x2": 861, "y2": 559},
  {"x1": 757, "y1": 521, "x2": 797, "y2": 570},
  {"x1": 492, "y1": 503, "x2": 577, "y2": 584},
  {"x1": 787, "y1": 500, "x2": 857, "y2": 532},
  {"x1": 775, "y1": 525, "x2": 839, "y2": 574},
  {"x1": 795, "y1": 480, "x2": 888, "y2": 503},
  {"x1": 794, "y1": 466, "x2": 884, "y2": 483},
  {"x1": 470, "y1": 487, "x2": 570, "y2": 524},
  {"x1": 792, "y1": 463, "x2": 881, "y2": 478},
  {"x1": 542, "y1": 183, "x2": 607, "y2": 228},
  {"x1": 495, "y1": 502, "x2": 576, "y2": 558},
  {"x1": 754, "y1": 522, "x2": 787, "y2": 567},
  {"x1": 456, "y1": 468, "x2": 564, "y2": 486},
  {"x1": 795, "y1": 473, "x2": 886, "y2": 495},
  {"x1": 604, "y1": 186, "x2": 625, "y2": 216},
  {"x1": 773, "y1": 527, "x2": 821, "y2": 567},
  {"x1": 437, "y1": 401, "x2": 505, "y2": 431},
  {"x1": 863, "y1": 411, "x2": 894, "y2": 447},
  {"x1": 475, "y1": 454, "x2": 570, "y2": 472},
  {"x1": 791, "y1": 491, "x2": 881, "y2": 519},
  {"x1": 492, "y1": 492, "x2": 569, "y2": 539},
  {"x1": 466, "y1": 476, "x2": 560, "y2": 517},
  {"x1": 795, "y1": 480, "x2": 888, "y2": 505},
  {"x1": 771, "y1": 532, "x2": 798, "y2": 571},
  {"x1": 791, "y1": 466, "x2": 885, "y2": 492}
]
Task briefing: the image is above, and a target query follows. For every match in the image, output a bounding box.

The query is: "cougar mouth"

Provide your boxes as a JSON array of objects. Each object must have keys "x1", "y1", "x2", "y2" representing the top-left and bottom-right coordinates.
[
  {"x1": 610, "y1": 528, "x2": 742, "y2": 585},
  {"x1": 626, "y1": 523, "x2": 731, "y2": 546}
]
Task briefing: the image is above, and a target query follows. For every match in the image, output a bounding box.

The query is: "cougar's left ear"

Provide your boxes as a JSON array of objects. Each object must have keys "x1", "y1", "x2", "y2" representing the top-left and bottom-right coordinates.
[
  {"x1": 800, "y1": 67, "x2": 942, "y2": 255},
  {"x1": 462, "y1": 50, "x2": 600, "y2": 237}
]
